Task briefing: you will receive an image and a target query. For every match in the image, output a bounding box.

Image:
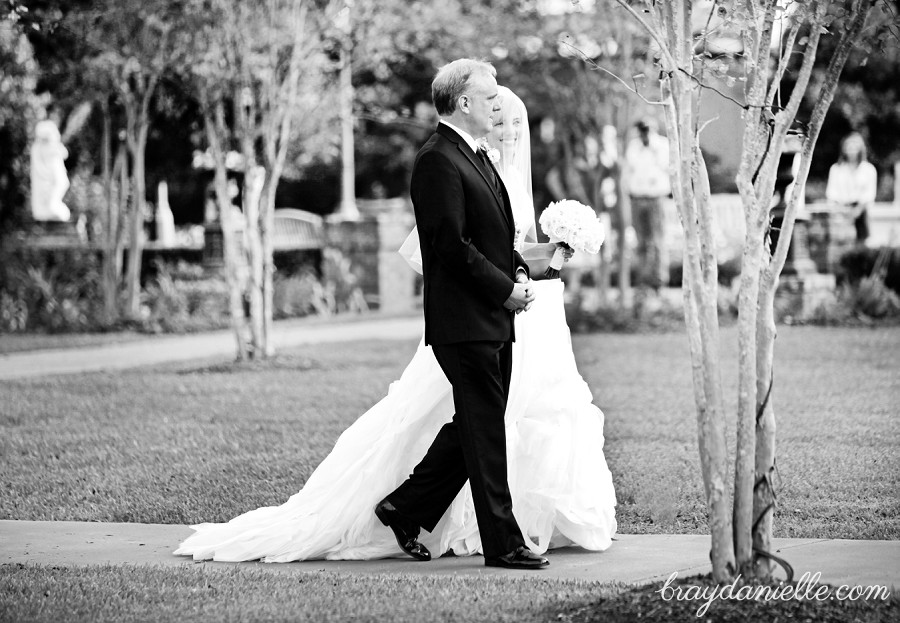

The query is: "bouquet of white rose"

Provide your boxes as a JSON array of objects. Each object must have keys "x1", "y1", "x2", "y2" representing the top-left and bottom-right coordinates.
[{"x1": 538, "y1": 199, "x2": 605, "y2": 278}]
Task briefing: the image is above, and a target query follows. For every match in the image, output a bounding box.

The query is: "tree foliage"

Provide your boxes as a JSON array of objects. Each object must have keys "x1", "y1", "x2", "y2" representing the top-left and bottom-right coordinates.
[{"x1": 0, "y1": 18, "x2": 42, "y2": 230}]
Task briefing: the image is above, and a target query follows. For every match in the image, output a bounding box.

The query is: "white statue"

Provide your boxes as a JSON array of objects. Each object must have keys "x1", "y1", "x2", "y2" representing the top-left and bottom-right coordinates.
[
  {"x1": 155, "y1": 181, "x2": 176, "y2": 247},
  {"x1": 30, "y1": 119, "x2": 71, "y2": 221}
]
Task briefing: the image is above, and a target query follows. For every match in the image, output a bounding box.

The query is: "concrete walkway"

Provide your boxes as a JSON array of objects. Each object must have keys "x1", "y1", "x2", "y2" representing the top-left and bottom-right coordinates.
[
  {"x1": 0, "y1": 314, "x2": 424, "y2": 380},
  {"x1": 2, "y1": 520, "x2": 898, "y2": 588}
]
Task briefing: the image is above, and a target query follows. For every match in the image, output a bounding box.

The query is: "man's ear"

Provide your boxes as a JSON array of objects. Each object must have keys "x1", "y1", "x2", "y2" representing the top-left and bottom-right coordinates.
[{"x1": 458, "y1": 95, "x2": 469, "y2": 115}]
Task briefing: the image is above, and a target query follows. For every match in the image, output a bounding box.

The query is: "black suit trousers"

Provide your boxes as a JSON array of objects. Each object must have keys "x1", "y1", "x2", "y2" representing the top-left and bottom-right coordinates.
[{"x1": 387, "y1": 340, "x2": 525, "y2": 559}]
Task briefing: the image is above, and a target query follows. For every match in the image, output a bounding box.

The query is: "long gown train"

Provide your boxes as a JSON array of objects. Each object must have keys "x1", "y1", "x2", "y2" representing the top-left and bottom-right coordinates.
[{"x1": 174, "y1": 279, "x2": 616, "y2": 562}]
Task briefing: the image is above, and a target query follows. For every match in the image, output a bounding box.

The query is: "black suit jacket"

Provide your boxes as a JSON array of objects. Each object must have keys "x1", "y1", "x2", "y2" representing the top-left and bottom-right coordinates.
[{"x1": 410, "y1": 123, "x2": 528, "y2": 346}]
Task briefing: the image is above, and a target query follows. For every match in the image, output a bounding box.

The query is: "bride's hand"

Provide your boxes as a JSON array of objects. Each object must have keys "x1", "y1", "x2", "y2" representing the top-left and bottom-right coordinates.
[
  {"x1": 541, "y1": 242, "x2": 560, "y2": 260},
  {"x1": 556, "y1": 242, "x2": 575, "y2": 262}
]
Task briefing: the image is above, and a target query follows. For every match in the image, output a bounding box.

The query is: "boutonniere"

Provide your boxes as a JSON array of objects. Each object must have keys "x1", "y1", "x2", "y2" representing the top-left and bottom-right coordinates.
[{"x1": 475, "y1": 138, "x2": 501, "y2": 166}]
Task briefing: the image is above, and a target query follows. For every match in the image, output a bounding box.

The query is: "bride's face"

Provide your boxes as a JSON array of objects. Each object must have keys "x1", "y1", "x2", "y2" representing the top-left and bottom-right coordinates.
[{"x1": 489, "y1": 106, "x2": 521, "y2": 149}]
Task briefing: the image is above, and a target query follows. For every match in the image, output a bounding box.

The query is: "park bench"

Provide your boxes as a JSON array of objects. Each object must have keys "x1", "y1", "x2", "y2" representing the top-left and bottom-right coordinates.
[{"x1": 272, "y1": 208, "x2": 325, "y2": 251}]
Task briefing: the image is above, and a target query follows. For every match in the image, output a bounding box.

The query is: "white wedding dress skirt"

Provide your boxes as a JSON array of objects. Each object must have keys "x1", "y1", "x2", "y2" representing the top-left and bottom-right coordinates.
[{"x1": 175, "y1": 279, "x2": 617, "y2": 562}]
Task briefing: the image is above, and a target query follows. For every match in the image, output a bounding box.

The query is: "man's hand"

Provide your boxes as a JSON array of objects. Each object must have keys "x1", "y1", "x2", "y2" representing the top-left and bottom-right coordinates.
[{"x1": 504, "y1": 280, "x2": 535, "y2": 313}]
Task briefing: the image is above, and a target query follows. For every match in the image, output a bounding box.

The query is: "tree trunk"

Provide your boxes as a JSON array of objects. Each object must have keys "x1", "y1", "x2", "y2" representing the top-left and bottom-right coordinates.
[
  {"x1": 125, "y1": 72, "x2": 162, "y2": 318},
  {"x1": 100, "y1": 101, "x2": 118, "y2": 326},
  {"x1": 616, "y1": 176, "x2": 632, "y2": 308},
  {"x1": 614, "y1": 0, "x2": 736, "y2": 580},
  {"x1": 664, "y1": 73, "x2": 734, "y2": 582},
  {"x1": 124, "y1": 129, "x2": 147, "y2": 318},
  {"x1": 732, "y1": 194, "x2": 766, "y2": 575},
  {"x1": 205, "y1": 103, "x2": 251, "y2": 360},
  {"x1": 750, "y1": 0, "x2": 875, "y2": 580},
  {"x1": 114, "y1": 140, "x2": 128, "y2": 286},
  {"x1": 753, "y1": 282, "x2": 778, "y2": 578},
  {"x1": 260, "y1": 178, "x2": 277, "y2": 357},
  {"x1": 610, "y1": 0, "x2": 878, "y2": 585},
  {"x1": 243, "y1": 165, "x2": 266, "y2": 358},
  {"x1": 732, "y1": 89, "x2": 771, "y2": 577},
  {"x1": 614, "y1": 40, "x2": 632, "y2": 309},
  {"x1": 259, "y1": 6, "x2": 304, "y2": 358},
  {"x1": 338, "y1": 41, "x2": 358, "y2": 219}
]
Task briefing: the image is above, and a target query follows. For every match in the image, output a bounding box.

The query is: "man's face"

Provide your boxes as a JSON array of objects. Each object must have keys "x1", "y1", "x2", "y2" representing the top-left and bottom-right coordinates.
[{"x1": 463, "y1": 72, "x2": 500, "y2": 135}]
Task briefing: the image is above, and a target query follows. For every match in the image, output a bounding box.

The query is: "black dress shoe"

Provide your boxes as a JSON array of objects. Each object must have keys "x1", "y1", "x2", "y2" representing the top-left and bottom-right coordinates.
[
  {"x1": 374, "y1": 499, "x2": 431, "y2": 561},
  {"x1": 485, "y1": 546, "x2": 549, "y2": 569}
]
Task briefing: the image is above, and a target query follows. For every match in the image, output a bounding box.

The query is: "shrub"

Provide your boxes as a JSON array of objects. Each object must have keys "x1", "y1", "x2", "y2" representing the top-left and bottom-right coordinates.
[
  {"x1": 272, "y1": 271, "x2": 330, "y2": 318},
  {"x1": 319, "y1": 248, "x2": 369, "y2": 314},
  {"x1": 272, "y1": 249, "x2": 369, "y2": 319},
  {"x1": 565, "y1": 288, "x2": 688, "y2": 333},
  {"x1": 838, "y1": 246, "x2": 900, "y2": 294},
  {"x1": 139, "y1": 261, "x2": 230, "y2": 333},
  {"x1": 0, "y1": 242, "x2": 104, "y2": 333},
  {"x1": 667, "y1": 256, "x2": 741, "y2": 288},
  {"x1": 835, "y1": 246, "x2": 900, "y2": 321},
  {"x1": 801, "y1": 246, "x2": 900, "y2": 324},
  {"x1": 827, "y1": 277, "x2": 900, "y2": 321},
  {"x1": 0, "y1": 289, "x2": 28, "y2": 332},
  {"x1": 851, "y1": 275, "x2": 900, "y2": 318},
  {"x1": 0, "y1": 243, "x2": 372, "y2": 334},
  {"x1": 140, "y1": 250, "x2": 369, "y2": 332}
]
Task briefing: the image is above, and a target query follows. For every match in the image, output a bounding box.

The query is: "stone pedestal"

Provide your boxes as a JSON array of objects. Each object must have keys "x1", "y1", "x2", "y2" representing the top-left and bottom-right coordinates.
[
  {"x1": 325, "y1": 198, "x2": 418, "y2": 312},
  {"x1": 376, "y1": 210, "x2": 417, "y2": 314},
  {"x1": 770, "y1": 217, "x2": 817, "y2": 276},
  {"x1": 202, "y1": 224, "x2": 225, "y2": 268},
  {"x1": 807, "y1": 208, "x2": 857, "y2": 274},
  {"x1": 775, "y1": 273, "x2": 837, "y2": 321},
  {"x1": 325, "y1": 216, "x2": 379, "y2": 303}
]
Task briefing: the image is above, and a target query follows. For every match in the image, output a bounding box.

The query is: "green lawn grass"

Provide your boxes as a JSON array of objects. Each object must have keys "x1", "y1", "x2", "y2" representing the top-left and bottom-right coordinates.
[
  {"x1": 2, "y1": 326, "x2": 898, "y2": 539},
  {"x1": 0, "y1": 564, "x2": 620, "y2": 623},
  {"x1": 3, "y1": 564, "x2": 896, "y2": 623}
]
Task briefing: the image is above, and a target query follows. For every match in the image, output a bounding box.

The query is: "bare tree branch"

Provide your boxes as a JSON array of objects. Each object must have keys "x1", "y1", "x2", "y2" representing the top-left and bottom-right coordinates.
[
  {"x1": 558, "y1": 40, "x2": 666, "y2": 105},
  {"x1": 765, "y1": 15, "x2": 802, "y2": 108},
  {"x1": 769, "y1": 0, "x2": 875, "y2": 287},
  {"x1": 613, "y1": 0, "x2": 679, "y2": 70},
  {"x1": 753, "y1": 2, "x2": 827, "y2": 218}
]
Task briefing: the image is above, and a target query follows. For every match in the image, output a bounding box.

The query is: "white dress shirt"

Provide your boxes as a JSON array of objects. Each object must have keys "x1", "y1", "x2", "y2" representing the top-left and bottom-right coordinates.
[
  {"x1": 826, "y1": 161, "x2": 877, "y2": 206},
  {"x1": 440, "y1": 120, "x2": 479, "y2": 154},
  {"x1": 624, "y1": 134, "x2": 671, "y2": 198}
]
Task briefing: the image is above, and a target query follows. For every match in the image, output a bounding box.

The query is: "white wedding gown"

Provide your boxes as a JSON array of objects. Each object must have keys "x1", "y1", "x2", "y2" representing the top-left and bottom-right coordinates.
[{"x1": 175, "y1": 173, "x2": 617, "y2": 563}]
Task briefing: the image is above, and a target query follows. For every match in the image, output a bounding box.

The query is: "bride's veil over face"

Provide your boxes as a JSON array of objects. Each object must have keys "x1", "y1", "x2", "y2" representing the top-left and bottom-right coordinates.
[
  {"x1": 490, "y1": 85, "x2": 535, "y2": 242},
  {"x1": 491, "y1": 86, "x2": 533, "y2": 206}
]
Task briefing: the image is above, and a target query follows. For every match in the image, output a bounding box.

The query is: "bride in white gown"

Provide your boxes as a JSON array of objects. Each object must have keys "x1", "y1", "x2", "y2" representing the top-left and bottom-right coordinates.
[{"x1": 175, "y1": 86, "x2": 617, "y2": 563}]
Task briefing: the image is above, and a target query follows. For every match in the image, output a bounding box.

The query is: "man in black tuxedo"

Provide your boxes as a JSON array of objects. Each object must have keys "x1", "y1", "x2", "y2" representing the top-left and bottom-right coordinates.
[{"x1": 375, "y1": 59, "x2": 549, "y2": 570}]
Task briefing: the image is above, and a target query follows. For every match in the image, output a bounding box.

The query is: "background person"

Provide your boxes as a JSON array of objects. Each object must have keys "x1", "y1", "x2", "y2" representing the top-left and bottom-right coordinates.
[
  {"x1": 826, "y1": 131, "x2": 877, "y2": 245},
  {"x1": 622, "y1": 119, "x2": 670, "y2": 290}
]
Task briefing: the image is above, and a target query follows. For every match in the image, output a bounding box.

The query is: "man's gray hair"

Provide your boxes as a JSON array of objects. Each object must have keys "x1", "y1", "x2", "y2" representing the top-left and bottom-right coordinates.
[{"x1": 431, "y1": 59, "x2": 496, "y2": 117}]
